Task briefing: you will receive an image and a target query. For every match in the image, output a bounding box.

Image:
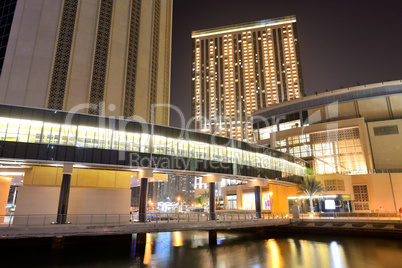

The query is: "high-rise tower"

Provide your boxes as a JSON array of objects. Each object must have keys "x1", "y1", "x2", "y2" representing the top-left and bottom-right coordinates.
[
  {"x1": 191, "y1": 15, "x2": 304, "y2": 141},
  {"x1": 0, "y1": 0, "x2": 172, "y2": 125},
  {"x1": 0, "y1": 0, "x2": 17, "y2": 76}
]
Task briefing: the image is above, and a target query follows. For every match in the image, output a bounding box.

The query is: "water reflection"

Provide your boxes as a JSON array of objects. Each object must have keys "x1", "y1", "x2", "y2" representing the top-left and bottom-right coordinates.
[
  {"x1": 130, "y1": 232, "x2": 402, "y2": 268},
  {"x1": 3, "y1": 231, "x2": 402, "y2": 267},
  {"x1": 173, "y1": 231, "x2": 183, "y2": 247},
  {"x1": 266, "y1": 239, "x2": 283, "y2": 268},
  {"x1": 330, "y1": 241, "x2": 346, "y2": 268}
]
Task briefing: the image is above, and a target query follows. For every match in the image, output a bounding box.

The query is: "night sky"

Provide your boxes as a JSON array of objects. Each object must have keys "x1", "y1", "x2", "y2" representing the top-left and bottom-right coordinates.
[{"x1": 170, "y1": 0, "x2": 402, "y2": 128}]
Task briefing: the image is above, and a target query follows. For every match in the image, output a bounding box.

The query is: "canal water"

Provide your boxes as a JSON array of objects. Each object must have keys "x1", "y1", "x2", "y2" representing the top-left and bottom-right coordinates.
[{"x1": 3, "y1": 231, "x2": 402, "y2": 267}]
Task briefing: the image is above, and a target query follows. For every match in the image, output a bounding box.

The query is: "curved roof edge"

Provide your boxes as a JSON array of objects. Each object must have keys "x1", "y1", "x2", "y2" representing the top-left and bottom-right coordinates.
[{"x1": 253, "y1": 80, "x2": 402, "y2": 121}]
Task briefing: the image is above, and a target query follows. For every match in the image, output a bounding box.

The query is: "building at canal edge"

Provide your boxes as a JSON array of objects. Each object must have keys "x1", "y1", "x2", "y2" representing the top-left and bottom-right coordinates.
[{"x1": 253, "y1": 80, "x2": 402, "y2": 213}]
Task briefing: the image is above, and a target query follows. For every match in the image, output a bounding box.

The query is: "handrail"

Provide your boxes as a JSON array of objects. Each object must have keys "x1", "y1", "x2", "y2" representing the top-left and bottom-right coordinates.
[
  {"x1": 0, "y1": 211, "x2": 289, "y2": 228},
  {"x1": 299, "y1": 211, "x2": 402, "y2": 221}
]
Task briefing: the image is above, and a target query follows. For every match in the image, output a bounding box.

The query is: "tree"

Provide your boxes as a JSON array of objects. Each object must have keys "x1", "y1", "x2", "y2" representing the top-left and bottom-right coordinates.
[
  {"x1": 297, "y1": 175, "x2": 324, "y2": 213},
  {"x1": 194, "y1": 196, "x2": 206, "y2": 206},
  {"x1": 195, "y1": 191, "x2": 209, "y2": 206}
]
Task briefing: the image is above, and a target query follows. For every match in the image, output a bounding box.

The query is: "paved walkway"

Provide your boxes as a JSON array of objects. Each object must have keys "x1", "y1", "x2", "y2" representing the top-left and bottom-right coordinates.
[{"x1": 0, "y1": 218, "x2": 289, "y2": 239}]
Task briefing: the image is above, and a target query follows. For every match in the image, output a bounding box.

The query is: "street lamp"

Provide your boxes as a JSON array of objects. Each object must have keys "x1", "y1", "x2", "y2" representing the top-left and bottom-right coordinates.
[{"x1": 177, "y1": 196, "x2": 181, "y2": 212}]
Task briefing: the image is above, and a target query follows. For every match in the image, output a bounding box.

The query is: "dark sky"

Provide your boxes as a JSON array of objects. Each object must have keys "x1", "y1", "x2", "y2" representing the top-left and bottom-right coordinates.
[{"x1": 170, "y1": 0, "x2": 402, "y2": 128}]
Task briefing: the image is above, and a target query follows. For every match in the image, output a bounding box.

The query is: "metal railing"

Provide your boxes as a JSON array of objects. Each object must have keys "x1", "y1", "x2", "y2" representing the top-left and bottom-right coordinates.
[
  {"x1": 0, "y1": 211, "x2": 289, "y2": 228},
  {"x1": 299, "y1": 211, "x2": 402, "y2": 221}
]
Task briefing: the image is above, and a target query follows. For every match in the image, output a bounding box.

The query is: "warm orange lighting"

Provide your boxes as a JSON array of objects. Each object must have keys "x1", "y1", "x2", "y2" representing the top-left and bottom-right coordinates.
[
  {"x1": 269, "y1": 192, "x2": 273, "y2": 196},
  {"x1": 143, "y1": 233, "x2": 153, "y2": 265},
  {"x1": 266, "y1": 239, "x2": 283, "y2": 268},
  {"x1": 177, "y1": 196, "x2": 181, "y2": 201},
  {"x1": 173, "y1": 231, "x2": 183, "y2": 247}
]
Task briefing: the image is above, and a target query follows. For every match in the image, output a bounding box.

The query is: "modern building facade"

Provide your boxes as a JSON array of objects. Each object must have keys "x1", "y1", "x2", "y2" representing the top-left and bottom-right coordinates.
[
  {"x1": 0, "y1": 0, "x2": 17, "y2": 76},
  {"x1": 0, "y1": 0, "x2": 172, "y2": 125},
  {"x1": 191, "y1": 15, "x2": 304, "y2": 142},
  {"x1": 253, "y1": 80, "x2": 402, "y2": 213}
]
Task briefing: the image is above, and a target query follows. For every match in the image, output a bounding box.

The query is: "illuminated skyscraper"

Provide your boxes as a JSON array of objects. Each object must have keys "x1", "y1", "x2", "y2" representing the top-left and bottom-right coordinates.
[
  {"x1": 191, "y1": 15, "x2": 304, "y2": 141},
  {"x1": 0, "y1": 0, "x2": 172, "y2": 125}
]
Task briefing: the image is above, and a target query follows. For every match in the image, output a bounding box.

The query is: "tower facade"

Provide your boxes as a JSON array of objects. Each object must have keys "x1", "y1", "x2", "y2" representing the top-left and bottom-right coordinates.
[
  {"x1": 0, "y1": 0, "x2": 172, "y2": 125},
  {"x1": 191, "y1": 15, "x2": 304, "y2": 141},
  {"x1": 0, "y1": 0, "x2": 17, "y2": 76}
]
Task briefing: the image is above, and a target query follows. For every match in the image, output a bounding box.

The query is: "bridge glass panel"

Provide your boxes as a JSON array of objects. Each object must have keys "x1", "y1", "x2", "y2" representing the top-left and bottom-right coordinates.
[
  {"x1": 140, "y1": 134, "x2": 150, "y2": 153},
  {"x1": 0, "y1": 111, "x2": 306, "y2": 176}
]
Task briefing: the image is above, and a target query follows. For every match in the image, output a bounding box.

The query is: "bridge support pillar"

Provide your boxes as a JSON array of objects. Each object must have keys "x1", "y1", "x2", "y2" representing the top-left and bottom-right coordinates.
[
  {"x1": 138, "y1": 169, "x2": 153, "y2": 223},
  {"x1": 56, "y1": 164, "x2": 73, "y2": 224},
  {"x1": 203, "y1": 174, "x2": 222, "y2": 221},
  {"x1": 255, "y1": 186, "x2": 262, "y2": 219},
  {"x1": 134, "y1": 233, "x2": 147, "y2": 258},
  {"x1": 209, "y1": 230, "x2": 217, "y2": 245},
  {"x1": 209, "y1": 182, "x2": 216, "y2": 220},
  {"x1": 136, "y1": 233, "x2": 147, "y2": 245},
  {"x1": 139, "y1": 178, "x2": 149, "y2": 222}
]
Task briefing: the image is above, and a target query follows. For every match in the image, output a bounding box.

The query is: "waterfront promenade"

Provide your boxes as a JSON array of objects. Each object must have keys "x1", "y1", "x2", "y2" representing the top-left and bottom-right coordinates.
[{"x1": 1, "y1": 211, "x2": 402, "y2": 241}]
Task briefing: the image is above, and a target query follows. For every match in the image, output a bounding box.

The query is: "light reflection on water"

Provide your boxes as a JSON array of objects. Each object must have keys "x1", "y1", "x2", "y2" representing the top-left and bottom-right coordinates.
[
  {"x1": 131, "y1": 231, "x2": 402, "y2": 268},
  {"x1": 3, "y1": 231, "x2": 402, "y2": 267}
]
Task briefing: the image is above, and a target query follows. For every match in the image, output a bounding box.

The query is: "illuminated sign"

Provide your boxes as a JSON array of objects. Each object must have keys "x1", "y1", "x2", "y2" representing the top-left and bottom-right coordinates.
[{"x1": 325, "y1": 200, "x2": 336, "y2": 210}]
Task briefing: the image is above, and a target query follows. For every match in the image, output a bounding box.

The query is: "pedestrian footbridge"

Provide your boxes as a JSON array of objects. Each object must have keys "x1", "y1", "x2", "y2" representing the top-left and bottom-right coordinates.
[{"x1": 0, "y1": 212, "x2": 290, "y2": 239}]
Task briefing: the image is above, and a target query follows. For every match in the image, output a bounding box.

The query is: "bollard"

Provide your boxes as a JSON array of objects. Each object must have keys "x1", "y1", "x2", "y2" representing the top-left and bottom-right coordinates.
[{"x1": 8, "y1": 214, "x2": 13, "y2": 227}]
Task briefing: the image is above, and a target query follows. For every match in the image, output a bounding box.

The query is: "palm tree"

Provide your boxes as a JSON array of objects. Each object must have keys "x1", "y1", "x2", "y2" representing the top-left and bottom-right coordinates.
[
  {"x1": 195, "y1": 191, "x2": 209, "y2": 206},
  {"x1": 194, "y1": 196, "x2": 206, "y2": 206},
  {"x1": 297, "y1": 175, "x2": 324, "y2": 213}
]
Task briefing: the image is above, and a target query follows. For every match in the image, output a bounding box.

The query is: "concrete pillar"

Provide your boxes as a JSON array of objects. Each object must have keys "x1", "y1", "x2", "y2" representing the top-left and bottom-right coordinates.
[
  {"x1": 134, "y1": 233, "x2": 147, "y2": 260},
  {"x1": 136, "y1": 233, "x2": 147, "y2": 245},
  {"x1": 209, "y1": 182, "x2": 216, "y2": 220},
  {"x1": 255, "y1": 186, "x2": 262, "y2": 218},
  {"x1": 51, "y1": 236, "x2": 65, "y2": 249},
  {"x1": 209, "y1": 230, "x2": 217, "y2": 245},
  {"x1": 56, "y1": 164, "x2": 73, "y2": 224},
  {"x1": 202, "y1": 174, "x2": 222, "y2": 220},
  {"x1": 138, "y1": 169, "x2": 153, "y2": 222},
  {"x1": 139, "y1": 178, "x2": 149, "y2": 222}
]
